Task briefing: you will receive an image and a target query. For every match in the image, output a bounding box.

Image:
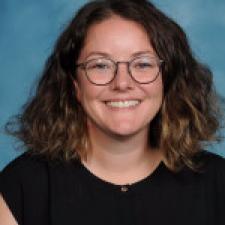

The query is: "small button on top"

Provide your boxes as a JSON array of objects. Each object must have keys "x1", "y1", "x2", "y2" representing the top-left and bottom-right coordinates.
[{"x1": 120, "y1": 185, "x2": 129, "y2": 192}]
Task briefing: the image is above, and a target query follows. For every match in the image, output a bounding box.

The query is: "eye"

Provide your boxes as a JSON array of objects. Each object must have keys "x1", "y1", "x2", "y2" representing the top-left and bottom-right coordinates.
[
  {"x1": 132, "y1": 61, "x2": 154, "y2": 70},
  {"x1": 86, "y1": 59, "x2": 112, "y2": 70},
  {"x1": 87, "y1": 63, "x2": 108, "y2": 70},
  {"x1": 135, "y1": 62, "x2": 153, "y2": 68},
  {"x1": 132, "y1": 57, "x2": 157, "y2": 70},
  {"x1": 98, "y1": 63, "x2": 110, "y2": 69}
]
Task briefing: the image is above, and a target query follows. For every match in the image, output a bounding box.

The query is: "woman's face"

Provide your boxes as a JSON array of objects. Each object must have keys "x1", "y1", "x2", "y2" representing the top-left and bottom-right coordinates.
[{"x1": 74, "y1": 15, "x2": 163, "y2": 139}]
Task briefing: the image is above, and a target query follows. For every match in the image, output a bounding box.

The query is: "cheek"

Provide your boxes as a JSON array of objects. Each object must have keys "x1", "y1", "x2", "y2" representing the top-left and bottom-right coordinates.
[
  {"x1": 73, "y1": 81, "x2": 81, "y2": 102},
  {"x1": 73, "y1": 80, "x2": 103, "y2": 107},
  {"x1": 156, "y1": 80, "x2": 163, "y2": 99},
  {"x1": 73, "y1": 77, "x2": 94, "y2": 103},
  {"x1": 144, "y1": 76, "x2": 163, "y2": 99}
]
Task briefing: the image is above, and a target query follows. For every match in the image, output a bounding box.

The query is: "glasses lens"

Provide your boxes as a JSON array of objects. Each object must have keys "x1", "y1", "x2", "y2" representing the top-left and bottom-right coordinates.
[
  {"x1": 130, "y1": 56, "x2": 160, "y2": 83},
  {"x1": 86, "y1": 58, "x2": 114, "y2": 85}
]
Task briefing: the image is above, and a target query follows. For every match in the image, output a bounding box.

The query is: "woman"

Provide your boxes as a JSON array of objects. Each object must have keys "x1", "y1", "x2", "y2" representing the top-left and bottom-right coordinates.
[{"x1": 0, "y1": 0, "x2": 224, "y2": 224}]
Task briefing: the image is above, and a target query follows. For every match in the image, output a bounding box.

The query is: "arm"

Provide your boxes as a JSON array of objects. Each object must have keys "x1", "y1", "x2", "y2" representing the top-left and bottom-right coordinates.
[{"x1": 0, "y1": 195, "x2": 18, "y2": 225}]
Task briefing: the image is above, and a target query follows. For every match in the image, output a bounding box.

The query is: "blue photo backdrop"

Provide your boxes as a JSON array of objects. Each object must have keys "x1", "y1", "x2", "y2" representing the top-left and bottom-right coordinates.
[{"x1": 0, "y1": 0, "x2": 225, "y2": 170}]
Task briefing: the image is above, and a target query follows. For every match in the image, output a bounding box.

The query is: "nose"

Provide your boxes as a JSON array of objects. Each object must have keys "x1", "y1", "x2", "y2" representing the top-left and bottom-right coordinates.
[{"x1": 111, "y1": 62, "x2": 134, "y2": 91}]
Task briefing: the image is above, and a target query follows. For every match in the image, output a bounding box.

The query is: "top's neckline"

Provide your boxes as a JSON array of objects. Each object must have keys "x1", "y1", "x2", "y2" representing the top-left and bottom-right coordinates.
[{"x1": 76, "y1": 160, "x2": 168, "y2": 194}]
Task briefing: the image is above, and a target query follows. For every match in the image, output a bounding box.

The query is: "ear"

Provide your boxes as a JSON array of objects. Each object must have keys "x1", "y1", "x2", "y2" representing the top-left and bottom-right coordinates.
[{"x1": 73, "y1": 80, "x2": 81, "y2": 102}]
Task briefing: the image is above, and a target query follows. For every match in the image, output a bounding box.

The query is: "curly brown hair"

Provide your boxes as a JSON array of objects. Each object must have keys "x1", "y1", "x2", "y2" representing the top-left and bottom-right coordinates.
[{"x1": 6, "y1": 0, "x2": 223, "y2": 171}]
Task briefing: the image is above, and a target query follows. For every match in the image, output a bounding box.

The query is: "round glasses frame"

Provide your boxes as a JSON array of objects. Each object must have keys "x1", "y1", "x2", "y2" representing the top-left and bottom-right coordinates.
[{"x1": 75, "y1": 56, "x2": 164, "y2": 86}]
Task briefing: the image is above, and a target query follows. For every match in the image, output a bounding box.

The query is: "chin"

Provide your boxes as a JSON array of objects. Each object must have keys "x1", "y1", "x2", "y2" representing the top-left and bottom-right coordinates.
[{"x1": 106, "y1": 124, "x2": 147, "y2": 139}]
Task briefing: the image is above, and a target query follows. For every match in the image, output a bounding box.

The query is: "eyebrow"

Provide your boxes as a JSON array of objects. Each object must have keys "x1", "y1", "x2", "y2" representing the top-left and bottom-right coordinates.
[
  {"x1": 132, "y1": 50, "x2": 155, "y2": 57},
  {"x1": 85, "y1": 52, "x2": 110, "y2": 60},
  {"x1": 85, "y1": 50, "x2": 155, "y2": 60}
]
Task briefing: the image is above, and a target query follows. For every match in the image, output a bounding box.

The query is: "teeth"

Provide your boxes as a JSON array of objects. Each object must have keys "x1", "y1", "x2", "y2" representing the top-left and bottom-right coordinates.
[{"x1": 106, "y1": 100, "x2": 140, "y2": 108}]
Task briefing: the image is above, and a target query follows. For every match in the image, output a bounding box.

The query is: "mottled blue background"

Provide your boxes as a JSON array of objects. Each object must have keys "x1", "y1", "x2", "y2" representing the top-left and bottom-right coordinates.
[{"x1": 0, "y1": 0, "x2": 225, "y2": 170}]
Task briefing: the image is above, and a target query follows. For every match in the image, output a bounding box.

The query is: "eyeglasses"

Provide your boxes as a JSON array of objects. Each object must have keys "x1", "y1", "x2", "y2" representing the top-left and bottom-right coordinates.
[{"x1": 75, "y1": 56, "x2": 163, "y2": 85}]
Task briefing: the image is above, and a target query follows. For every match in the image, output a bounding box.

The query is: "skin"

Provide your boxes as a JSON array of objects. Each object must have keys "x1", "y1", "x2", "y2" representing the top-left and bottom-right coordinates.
[
  {"x1": 0, "y1": 195, "x2": 18, "y2": 225},
  {"x1": 75, "y1": 15, "x2": 164, "y2": 184},
  {"x1": 0, "y1": 15, "x2": 164, "y2": 224}
]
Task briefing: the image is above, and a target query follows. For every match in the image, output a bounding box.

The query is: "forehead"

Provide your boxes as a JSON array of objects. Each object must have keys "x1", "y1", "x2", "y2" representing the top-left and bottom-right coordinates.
[{"x1": 79, "y1": 15, "x2": 155, "y2": 60}]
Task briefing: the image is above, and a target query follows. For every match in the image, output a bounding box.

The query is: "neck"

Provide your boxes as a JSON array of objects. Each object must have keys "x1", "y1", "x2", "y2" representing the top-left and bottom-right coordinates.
[{"x1": 82, "y1": 121, "x2": 163, "y2": 184}]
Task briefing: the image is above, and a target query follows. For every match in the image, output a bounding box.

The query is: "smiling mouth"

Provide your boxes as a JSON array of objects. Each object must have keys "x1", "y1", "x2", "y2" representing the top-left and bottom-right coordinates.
[{"x1": 105, "y1": 100, "x2": 141, "y2": 108}]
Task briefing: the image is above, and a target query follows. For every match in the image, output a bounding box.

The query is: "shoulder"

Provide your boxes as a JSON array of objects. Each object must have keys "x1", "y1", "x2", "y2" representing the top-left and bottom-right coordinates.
[
  {"x1": 0, "y1": 152, "x2": 48, "y2": 182},
  {"x1": 205, "y1": 150, "x2": 225, "y2": 181},
  {"x1": 174, "y1": 150, "x2": 225, "y2": 187},
  {"x1": 0, "y1": 151, "x2": 82, "y2": 198},
  {"x1": 197, "y1": 150, "x2": 225, "y2": 172},
  {"x1": 0, "y1": 151, "x2": 50, "y2": 193},
  {"x1": 200, "y1": 151, "x2": 225, "y2": 218},
  {"x1": 192, "y1": 150, "x2": 225, "y2": 192},
  {"x1": 0, "y1": 152, "x2": 49, "y2": 224},
  {"x1": 0, "y1": 151, "x2": 81, "y2": 187}
]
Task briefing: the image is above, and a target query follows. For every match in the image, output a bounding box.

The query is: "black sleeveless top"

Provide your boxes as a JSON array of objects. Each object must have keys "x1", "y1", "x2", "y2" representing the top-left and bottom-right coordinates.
[{"x1": 0, "y1": 151, "x2": 225, "y2": 225}]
